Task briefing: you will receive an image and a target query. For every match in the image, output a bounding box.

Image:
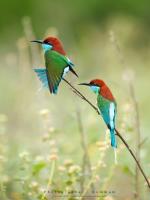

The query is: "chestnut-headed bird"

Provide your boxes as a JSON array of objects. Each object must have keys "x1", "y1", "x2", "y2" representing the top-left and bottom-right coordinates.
[
  {"x1": 31, "y1": 37, "x2": 78, "y2": 94},
  {"x1": 79, "y1": 79, "x2": 117, "y2": 162}
]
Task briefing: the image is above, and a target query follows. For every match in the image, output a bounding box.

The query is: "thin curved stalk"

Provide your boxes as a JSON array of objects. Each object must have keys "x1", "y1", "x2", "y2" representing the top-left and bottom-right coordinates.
[{"x1": 63, "y1": 78, "x2": 150, "y2": 190}]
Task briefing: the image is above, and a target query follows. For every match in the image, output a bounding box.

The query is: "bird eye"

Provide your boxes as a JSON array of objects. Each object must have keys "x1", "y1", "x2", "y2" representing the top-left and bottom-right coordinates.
[
  {"x1": 91, "y1": 82, "x2": 97, "y2": 86},
  {"x1": 44, "y1": 41, "x2": 51, "y2": 45}
]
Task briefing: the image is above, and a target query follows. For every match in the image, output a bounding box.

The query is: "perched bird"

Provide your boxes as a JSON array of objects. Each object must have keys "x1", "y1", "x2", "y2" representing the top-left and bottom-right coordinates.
[
  {"x1": 31, "y1": 37, "x2": 78, "y2": 94},
  {"x1": 79, "y1": 79, "x2": 117, "y2": 161}
]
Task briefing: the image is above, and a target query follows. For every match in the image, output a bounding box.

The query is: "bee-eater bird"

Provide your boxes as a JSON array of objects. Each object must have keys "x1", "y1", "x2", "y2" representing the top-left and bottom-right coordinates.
[
  {"x1": 79, "y1": 79, "x2": 117, "y2": 161},
  {"x1": 31, "y1": 37, "x2": 78, "y2": 94}
]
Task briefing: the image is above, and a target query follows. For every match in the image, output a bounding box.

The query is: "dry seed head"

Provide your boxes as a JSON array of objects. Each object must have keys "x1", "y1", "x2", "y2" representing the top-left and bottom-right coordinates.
[
  {"x1": 68, "y1": 165, "x2": 81, "y2": 174},
  {"x1": 64, "y1": 159, "x2": 73, "y2": 167},
  {"x1": 58, "y1": 165, "x2": 66, "y2": 172},
  {"x1": 29, "y1": 181, "x2": 39, "y2": 190},
  {"x1": 48, "y1": 154, "x2": 58, "y2": 161}
]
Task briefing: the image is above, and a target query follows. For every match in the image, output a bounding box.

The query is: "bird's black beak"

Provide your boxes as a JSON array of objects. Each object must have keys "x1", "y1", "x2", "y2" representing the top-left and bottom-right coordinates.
[
  {"x1": 30, "y1": 40, "x2": 43, "y2": 44},
  {"x1": 78, "y1": 83, "x2": 91, "y2": 86}
]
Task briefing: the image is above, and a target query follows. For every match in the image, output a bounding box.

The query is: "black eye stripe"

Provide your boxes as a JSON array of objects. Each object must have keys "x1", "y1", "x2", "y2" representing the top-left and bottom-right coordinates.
[
  {"x1": 44, "y1": 41, "x2": 52, "y2": 45},
  {"x1": 91, "y1": 83, "x2": 99, "y2": 86}
]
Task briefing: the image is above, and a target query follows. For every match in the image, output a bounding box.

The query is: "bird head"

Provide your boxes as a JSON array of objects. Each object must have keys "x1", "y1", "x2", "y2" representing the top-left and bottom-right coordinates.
[
  {"x1": 79, "y1": 79, "x2": 105, "y2": 94},
  {"x1": 31, "y1": 36, "x2": 66, "y2": 55}
]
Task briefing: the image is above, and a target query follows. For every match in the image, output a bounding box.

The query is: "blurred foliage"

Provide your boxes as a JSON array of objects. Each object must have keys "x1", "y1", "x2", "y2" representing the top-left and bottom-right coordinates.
[{"x1": 1, "y1": 0, "x2": 150, "y2": 48}]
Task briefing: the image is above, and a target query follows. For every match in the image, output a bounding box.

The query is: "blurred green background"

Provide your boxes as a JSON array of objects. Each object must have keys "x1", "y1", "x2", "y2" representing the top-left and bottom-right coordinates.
[
  {"x1": 0, "y1": 0, "x2": 150, "y2": 200},
  {"x1": 1, "y1": 0, "x2": 150, "y2": 49}
]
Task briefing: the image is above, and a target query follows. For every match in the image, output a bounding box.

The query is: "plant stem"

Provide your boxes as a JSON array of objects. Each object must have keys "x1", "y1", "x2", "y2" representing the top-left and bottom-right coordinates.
[
  {"x1": 75, "y1": 105, "x2": 94, "y2": 192},
  {"x1": 62, "y1": 78, "x2": 99, "y2": 114},
  {"x1": 129, "y1": 83, "x2": 141, "y2": 199},
  {"x1": 41, "y1": 160, "x2": 56, "y2": 200},
  {"x1": 110, "y1": 30, "x2": 142, "y2": 199},
  {"x1": 115, "y1": 129, "x2": 149, "y2": 188}
]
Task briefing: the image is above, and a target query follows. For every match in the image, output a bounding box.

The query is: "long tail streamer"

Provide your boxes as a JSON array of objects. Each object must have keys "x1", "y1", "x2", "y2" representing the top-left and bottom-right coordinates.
[{"x1": 114, "y1": 148, "x2": 117, "y2": 165}]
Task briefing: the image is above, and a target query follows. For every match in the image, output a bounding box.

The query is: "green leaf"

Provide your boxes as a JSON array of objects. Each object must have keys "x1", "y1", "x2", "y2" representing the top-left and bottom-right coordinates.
[
  {"x1": 32, "y1": 162, "x2": 46, "y2": 176},
  {"x1": 123, "y1": 166, "x2": 134, "y2": 176}
]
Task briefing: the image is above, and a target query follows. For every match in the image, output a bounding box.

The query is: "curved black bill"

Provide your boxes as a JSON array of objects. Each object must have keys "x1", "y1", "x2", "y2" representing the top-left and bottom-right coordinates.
[
  {"x1": 30, "y1": 40, "x2": 43, "y2": 44},
  {"x1": 78, "y1": 83, "x2": 91, "y2": 86}
]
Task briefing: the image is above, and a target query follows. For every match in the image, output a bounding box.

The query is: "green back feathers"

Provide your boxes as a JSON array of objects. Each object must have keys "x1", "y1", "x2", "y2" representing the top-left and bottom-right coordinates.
[{"x1": 45, "y1": 50, "x2": 68, "y2": 94}]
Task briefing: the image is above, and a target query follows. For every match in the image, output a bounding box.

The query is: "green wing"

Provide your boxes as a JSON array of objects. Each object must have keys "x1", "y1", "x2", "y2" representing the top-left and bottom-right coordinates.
[{"x1": 45, "y1": 50, "x2": 68, "y2": 94}]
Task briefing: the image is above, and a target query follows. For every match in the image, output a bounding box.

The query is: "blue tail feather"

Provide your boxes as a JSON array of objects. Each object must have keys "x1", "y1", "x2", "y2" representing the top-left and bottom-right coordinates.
[
  {"x1": 33, "y1": 68, "x2": 58, "y2": 94},
  {"x1": 33, "y1": 68, "x2": 49, "y2": 88},
  {"x1": 110, "y1": 129, "x2": 117, "y2": 148}
]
